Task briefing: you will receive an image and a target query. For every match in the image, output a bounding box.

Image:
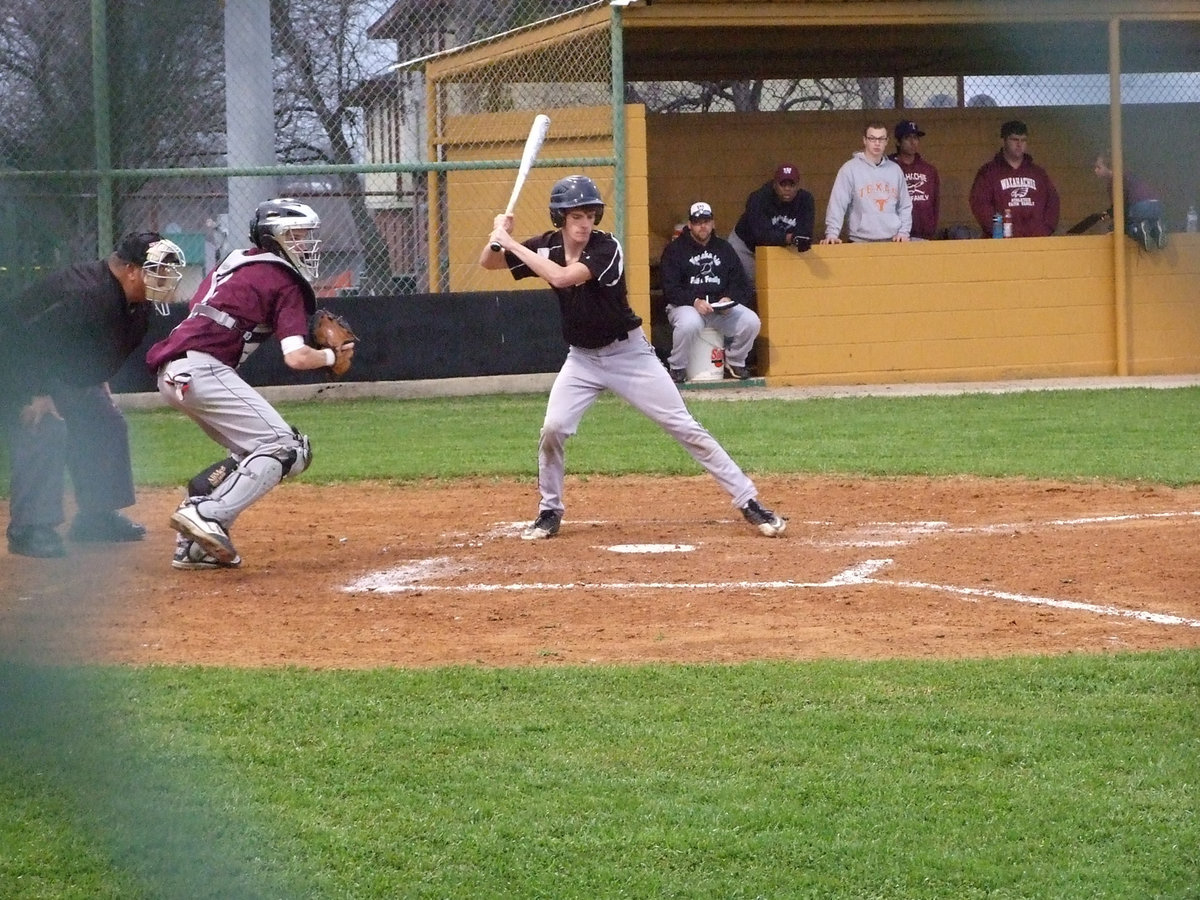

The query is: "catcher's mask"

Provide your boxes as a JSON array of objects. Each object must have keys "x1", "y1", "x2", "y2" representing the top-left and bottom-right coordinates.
[
  {"x1": 250, "y1": 198, "x2": 322, "y2": 282},
  {"x1": 549, "y1": 175, "x2": 604, "y2": 228},
  {"x1": 143, "y1": 238, "x2": 186, "y2": 315}
]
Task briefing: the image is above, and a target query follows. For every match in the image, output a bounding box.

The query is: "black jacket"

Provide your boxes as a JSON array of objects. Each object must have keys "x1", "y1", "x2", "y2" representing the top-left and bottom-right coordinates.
[
  {"x1": 4, "y1": 259, "x2": 148, "y2": 403},
  {"x1": 733, "y1": 181, "x2": 816, "y2": 250},
  {"x1": 659, "y1": 230, "x2": 751, "y2": 309}
]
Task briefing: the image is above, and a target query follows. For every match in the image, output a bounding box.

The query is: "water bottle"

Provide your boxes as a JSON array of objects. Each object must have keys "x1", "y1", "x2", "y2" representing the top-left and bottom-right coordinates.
[
  {"x1": 992, "y1": 213, "x2": 1003, "y2": 240},
  {"x1": 1187, "y1": 205, "x2": 1198, "y2": 233},
  {"x1": 1002, "y1": 208, "x2": 1013, "y2": 238}
]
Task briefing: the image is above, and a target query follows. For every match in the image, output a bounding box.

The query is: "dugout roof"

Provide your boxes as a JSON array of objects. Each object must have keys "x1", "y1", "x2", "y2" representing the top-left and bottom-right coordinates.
[{"x1": 412, "y1": 0, "x2": 1200, "y2": 83}]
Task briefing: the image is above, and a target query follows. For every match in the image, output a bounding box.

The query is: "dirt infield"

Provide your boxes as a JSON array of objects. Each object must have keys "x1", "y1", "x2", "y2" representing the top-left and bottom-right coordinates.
[{"x1": 3, "y1": 475, "x2": 1198, "y2": 668}]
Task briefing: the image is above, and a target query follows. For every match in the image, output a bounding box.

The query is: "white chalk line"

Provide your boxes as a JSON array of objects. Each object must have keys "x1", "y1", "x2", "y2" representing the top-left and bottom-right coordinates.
[
  {"x1": 343, "y1": 559, "x2": 1200, "y2": 628},
  {"x1": 341, "y1": 512, "x2": 1200, "y2": 628}
]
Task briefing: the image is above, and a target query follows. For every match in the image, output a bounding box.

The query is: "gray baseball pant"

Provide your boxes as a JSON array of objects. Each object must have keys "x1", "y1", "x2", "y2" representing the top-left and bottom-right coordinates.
[{"x1": 536, "y1": 329, "x2": 757, "y2": 516}]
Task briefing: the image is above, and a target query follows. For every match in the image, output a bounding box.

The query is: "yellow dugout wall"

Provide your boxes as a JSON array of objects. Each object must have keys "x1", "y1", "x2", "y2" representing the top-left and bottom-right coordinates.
[{"x1": 426, "y1": 0, "x2": 1200, "y2": 386}]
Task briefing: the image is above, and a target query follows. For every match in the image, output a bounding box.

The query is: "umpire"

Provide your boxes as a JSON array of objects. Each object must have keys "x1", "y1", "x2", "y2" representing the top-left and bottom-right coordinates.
[{"x1": 1, "y1": 232, "x2": 185, "y2": 557}]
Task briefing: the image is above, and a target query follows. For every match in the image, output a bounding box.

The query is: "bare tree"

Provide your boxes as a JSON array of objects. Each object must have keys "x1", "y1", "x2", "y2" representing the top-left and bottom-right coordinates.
[
  {"x1": 270, "y1": 0, "x2": 400, "y2": 291},
  {"x1": 0, "y1": 0, "x2": 223, "y2": 262},
  {"x1": 628, "y1": 78, "x2": 886, "y2": 113}
]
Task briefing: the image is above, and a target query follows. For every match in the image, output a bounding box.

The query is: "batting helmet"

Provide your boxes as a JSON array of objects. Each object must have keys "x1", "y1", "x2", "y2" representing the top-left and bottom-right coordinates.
[
  {"x1": 549, "y1": 176, "x2": 604, "y2": 228},
  {"x1": 250, "y1": 198, "x2": 322, "y2": 282}
]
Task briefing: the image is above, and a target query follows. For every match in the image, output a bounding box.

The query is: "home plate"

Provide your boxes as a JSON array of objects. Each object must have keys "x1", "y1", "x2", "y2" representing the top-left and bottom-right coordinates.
[{"x1": 607, "y1": 543, "x2": 696, "y2": 554}]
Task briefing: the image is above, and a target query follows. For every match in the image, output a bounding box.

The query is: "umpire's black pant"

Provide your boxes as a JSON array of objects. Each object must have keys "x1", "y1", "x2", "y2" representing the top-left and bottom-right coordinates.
[{"x1": 6, "y1": 383, "x2": 136, "y2": 530}]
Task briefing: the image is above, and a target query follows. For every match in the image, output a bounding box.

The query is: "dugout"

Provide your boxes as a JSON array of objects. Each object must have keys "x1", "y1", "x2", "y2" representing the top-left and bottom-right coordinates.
[{"x1": 413, "y1": 0, "x2": 1200, "y2": 385}]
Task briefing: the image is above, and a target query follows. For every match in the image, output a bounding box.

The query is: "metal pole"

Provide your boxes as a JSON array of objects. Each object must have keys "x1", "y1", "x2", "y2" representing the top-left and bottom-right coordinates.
[
  {"x1": 225, "y1": 0, "x2": 277, "y2": 260},
  {"x1": 1109, "y1": 18, "x2": 1128, "y2": 376},
  {"x1": 91, "y1": 0, "x2": 112, "y2": 256},
  {"x1": 610, "y1": 3, "x2": 626, "y2": 246}
]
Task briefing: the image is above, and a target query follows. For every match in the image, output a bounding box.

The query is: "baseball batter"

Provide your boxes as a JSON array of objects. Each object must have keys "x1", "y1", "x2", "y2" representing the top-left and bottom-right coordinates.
[
  {"x1": 146, "y1": 198, "x2": 353, "y2": 570},
  {"x1": 480, "y1": 174, "x2": 786, "y2": 540}
]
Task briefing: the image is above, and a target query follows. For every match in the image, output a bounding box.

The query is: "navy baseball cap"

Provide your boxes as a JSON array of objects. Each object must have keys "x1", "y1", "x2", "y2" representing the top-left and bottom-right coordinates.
[
  {"x1": 114, "y1": 231, "x2": 165, "y2": 265},
  {"x1": 894, "y1": 120, "x2": 925, "y2": 139}
]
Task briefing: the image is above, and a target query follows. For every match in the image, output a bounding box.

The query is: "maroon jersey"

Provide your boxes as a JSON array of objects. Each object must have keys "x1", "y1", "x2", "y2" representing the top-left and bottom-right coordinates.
[
  {"x1": 890, "y1": 152, "x2": 941, "y2": 240},
  {"x1": 146, "y1": 249, "x2": 313, "y2": 371}
]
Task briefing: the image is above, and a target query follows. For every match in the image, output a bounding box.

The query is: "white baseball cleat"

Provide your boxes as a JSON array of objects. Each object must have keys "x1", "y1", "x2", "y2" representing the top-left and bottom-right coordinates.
[
  {"x1": 170, "y1": 501, "x2": 239, "y2": 564},
  {"x1": 740, "y1": 499, "x2": 787, "y2": 537},
  {"x1": 172, "y1": 537, "x2": 242, "y2": 571}
]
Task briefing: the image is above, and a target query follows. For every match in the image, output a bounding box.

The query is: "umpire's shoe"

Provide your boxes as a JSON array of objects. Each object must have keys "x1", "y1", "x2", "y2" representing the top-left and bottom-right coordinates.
[
  {"x1": 170, "y1": 501, "x2": 238, "y2": 564},
  {"x1": 740, "y1": 499, "x2": 787, "y2": 537},
  {"x1": 7, "y1": 524, "x2": 67, "y2": 558},
  {"x1": 69, "y1": 510, "x2": 147, "y2": 542}
]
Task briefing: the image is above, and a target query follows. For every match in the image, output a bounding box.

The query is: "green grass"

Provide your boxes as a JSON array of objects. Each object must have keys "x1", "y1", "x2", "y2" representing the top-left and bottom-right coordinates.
[
  {"x1": 123, "y1": 387, "x2": 1200, "y2": 487},
  {"x1": 2, "y1": 655, "x2": 1198, "y2": 899},
  {"x1": 3, "y1": 386, "x2": 1200, "y2": 897}
]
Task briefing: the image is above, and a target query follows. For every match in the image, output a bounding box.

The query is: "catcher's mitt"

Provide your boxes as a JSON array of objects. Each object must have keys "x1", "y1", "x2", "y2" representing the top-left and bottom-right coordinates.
[{"x1": 310, "y1": 309, "x2": 358, "y2": 377}]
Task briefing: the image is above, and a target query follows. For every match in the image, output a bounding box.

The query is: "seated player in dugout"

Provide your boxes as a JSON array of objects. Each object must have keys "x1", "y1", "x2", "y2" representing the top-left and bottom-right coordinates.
[
  {"x1": 480, "y1": 174, "x2": 787, "y2": 540},
  {"x1": 1090, "y1": 152, "x2": 1167, "y2": 251},
  {"x1": 659, "y1": 201, "x2": 760, "y2": 383}
]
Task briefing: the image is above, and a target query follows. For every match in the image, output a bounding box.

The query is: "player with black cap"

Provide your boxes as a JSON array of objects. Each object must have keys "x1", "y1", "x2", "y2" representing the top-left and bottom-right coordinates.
[
  {"x1": 889, "y1": 121, "x2": 941, "y2": 240},
  {"x1": 2, "y1": 231, "x2": 186, "y2": 556}
]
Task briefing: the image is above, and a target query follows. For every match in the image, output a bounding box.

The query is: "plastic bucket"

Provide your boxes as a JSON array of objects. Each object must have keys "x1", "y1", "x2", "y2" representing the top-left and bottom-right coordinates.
[{"x1": 686, "y1": 327, "x2": 725, "y2": 382}]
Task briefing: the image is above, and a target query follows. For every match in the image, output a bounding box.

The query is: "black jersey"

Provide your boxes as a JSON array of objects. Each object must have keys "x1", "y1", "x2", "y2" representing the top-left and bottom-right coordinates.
[{"x1": 509, "y1": 228, "x2": 642, "y2": 349}]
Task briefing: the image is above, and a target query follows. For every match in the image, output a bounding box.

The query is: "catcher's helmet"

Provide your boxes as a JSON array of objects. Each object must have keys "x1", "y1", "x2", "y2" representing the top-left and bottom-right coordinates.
[
  {"x1": 549, "y1": 175, "x2": 604, "y2": 228},
  {"x1": 249, "y1": 198, "x2": 321, "y2": 282}
]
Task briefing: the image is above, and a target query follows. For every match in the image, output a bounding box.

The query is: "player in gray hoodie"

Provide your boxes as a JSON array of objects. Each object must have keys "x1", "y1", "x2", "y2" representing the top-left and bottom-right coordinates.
[{"x1": 821, "y1": 121, "x2": 912, "y2": 244}]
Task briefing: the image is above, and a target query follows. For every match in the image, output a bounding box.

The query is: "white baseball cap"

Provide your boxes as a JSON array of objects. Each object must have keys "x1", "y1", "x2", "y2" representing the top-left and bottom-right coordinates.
[{"x1": 688, "y1": 201, "x2": 713, "y2": 221}]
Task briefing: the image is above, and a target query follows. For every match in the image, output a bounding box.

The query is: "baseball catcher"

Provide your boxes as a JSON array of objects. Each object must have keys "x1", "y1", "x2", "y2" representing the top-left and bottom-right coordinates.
[{"x1": 310, "y1": 308, "x2": 357, "y2": 377}]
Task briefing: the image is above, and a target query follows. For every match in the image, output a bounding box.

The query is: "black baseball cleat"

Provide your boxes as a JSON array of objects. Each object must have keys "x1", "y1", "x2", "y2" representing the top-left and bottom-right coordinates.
[
  {"x1": 7, "y1": 525, "x2": 67, "y2": 558},
  {"x1": 740, "y1": 499, "x2": 787, "y2": 537},
  {"x1": 521, "y1": 509, "x2": 562, "y2": 540},
  {"x1": 1150, "y1": 220, "x2": 1168, "y2": 250},
  {"x1": 69, "y1": 510, "x2": 147, "y2": 542},
  {"x1": 725, "y1": 362, "x2": 751, "y2": 380},
  {"x1": 670, "y1": 368, "x2": 687, "y2": 385},
  {"x1": 1135, "y1": 221, "x2": 1153, "y2": 252}
]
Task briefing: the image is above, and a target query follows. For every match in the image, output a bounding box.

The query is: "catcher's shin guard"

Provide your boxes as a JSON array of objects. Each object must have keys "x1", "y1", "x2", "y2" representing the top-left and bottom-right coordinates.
[{"x1": 197, "y1": 446, "x2": 287, "y2": 523}]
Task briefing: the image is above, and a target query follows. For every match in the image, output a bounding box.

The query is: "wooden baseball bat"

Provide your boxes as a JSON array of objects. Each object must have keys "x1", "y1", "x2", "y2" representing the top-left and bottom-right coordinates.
[{"x1": 490, "y1": 114, "x2": 551, "y2": 251}]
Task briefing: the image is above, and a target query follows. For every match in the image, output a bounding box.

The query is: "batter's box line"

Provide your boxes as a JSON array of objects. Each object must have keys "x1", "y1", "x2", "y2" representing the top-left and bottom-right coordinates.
[
  {"x1": 816, "y1": 510, "x2": 1200, "y2": 548},
  {"x1": 343, "y1": 559, "x2": 1200, "y2": 628}
]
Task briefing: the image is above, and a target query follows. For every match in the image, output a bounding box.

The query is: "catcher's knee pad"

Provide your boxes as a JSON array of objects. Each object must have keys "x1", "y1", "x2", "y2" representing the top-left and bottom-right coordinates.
[
  {"x1": 187, "y1": 456, "x2": 238, "y2": 497},
  {"x1": 282, "y1": 429, "x2": 312, "y2": 478}
]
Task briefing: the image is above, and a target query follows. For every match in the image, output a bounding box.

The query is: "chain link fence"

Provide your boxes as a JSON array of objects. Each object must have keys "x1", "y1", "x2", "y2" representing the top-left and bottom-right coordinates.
[{"x1": 1, "y1": 1, "x2": 1197, "y2": 300}]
